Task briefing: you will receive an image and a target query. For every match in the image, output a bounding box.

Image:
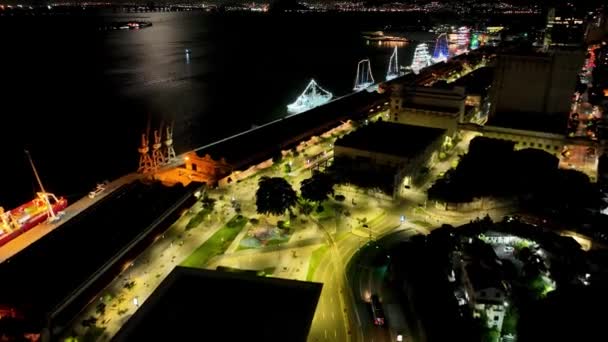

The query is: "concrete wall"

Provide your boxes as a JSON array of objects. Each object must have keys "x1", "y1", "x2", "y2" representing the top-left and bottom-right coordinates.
[
  {"x1": 389, "y1": 85, "x2": 466, "y2": 136},
  {"x1": 491, "y1": 50, "x2": 585, "y2": 116},
  {"x1": 491, "y1": 54, "x2": 554, "y2": 114},
  {"x1": 392, "y1": 109, "x2": 459, "y2": 136},
  {"x1": 459, "y1": 123, "x2": 567, "y2": 157},
  {"x1": 546, "y1": 50, "x2": 586, "y2": 114},
  {"x1": 334, "y1": 145, "x2": 411, "y2": 169}
]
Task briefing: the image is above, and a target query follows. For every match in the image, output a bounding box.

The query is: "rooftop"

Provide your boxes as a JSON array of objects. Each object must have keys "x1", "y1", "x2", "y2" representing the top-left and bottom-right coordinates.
[
  {"x1": 487, "y1": 112, "x2": 567, "y2": 135},
  {"x1": 335, "y1": 121, "x2": 445, "y2": 159},
  {"x1": 402, "y1": 102, "x2": 461, "y2": 114},
  {"x1": 451, "y1": 67, "x2": 495, "y2": 97},
  {"x1": 200, "y1": 90, "x2": 387, "y2": 170},
  {"x1": 113, "y1": 267, "x2": 322, "y2": 342},
  {"x1": 0, "y1": 181, "x2": 197, "y2": 325}
]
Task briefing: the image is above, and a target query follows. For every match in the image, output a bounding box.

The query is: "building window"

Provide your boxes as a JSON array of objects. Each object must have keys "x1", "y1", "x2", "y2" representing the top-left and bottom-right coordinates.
[
  {"x1": 495, "y1": 292, "x2": 500, "y2": 298},
  {"x1": 494, "y1": 316, "x2": 499, "y2": 321},
  {"x1": 546, "y1": 144, "x2": 550, "y2": 149}
]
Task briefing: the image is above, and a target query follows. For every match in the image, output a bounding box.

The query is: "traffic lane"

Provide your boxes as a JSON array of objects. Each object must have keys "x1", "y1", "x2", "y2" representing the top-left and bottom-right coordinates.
[{"x1": 308, "y1": 246, "x2": 348, "y2": 342}]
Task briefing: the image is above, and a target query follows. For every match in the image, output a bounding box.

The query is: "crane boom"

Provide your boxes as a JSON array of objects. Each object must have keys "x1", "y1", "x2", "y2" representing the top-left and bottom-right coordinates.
[{"x1": 25, "y1": 150, "x2": 56, "y2": 219}]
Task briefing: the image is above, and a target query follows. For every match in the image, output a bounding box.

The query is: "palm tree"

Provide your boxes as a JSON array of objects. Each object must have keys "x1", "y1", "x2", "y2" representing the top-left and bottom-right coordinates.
[{"x1": 256, "y1": 176, "x2": 297, "y2": 216}]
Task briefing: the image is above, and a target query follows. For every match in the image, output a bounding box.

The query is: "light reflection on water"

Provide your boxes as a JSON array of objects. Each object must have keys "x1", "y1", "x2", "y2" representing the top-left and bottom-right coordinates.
[{"x1": 0, "y1": 11, "x2": 427, "y2": 206}]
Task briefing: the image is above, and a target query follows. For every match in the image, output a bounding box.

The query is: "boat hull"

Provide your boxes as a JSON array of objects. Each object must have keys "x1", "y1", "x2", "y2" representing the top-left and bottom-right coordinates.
[{"x1": 0, "y1": 198, "x2": 68, "y2": 247}]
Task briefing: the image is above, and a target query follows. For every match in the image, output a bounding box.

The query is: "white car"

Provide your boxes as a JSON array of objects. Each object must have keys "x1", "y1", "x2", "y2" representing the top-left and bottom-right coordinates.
[{"x1": 88, "y1": 183, "x2": 107, "y2": 199}]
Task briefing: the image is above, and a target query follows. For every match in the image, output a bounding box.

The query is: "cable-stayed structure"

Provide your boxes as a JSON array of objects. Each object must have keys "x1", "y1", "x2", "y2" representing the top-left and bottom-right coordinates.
[
  {"x1": 287, "y1": 79, "x2": 333, "y2": 114},
  {"x1": 353, "y1": 59, "x2": 375, "y2": 92}
]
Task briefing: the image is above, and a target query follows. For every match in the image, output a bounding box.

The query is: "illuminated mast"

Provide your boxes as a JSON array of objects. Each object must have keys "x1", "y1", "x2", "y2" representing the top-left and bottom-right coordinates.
[
  {"x1": 432, "y1": 33, "x2": 449, "y2": 63},
  {"x1": 386, "y1": 47, "x2": 401, "y2": 81},
  {"x1": 353, "y1": 59, "x2": 375, "y2": 91},
  {"x1": 410, "y1": 43, "x2": 432, "y2": 74},
  {"x1": 25, "y1": 150, "x2": 55, "y2": 219}
]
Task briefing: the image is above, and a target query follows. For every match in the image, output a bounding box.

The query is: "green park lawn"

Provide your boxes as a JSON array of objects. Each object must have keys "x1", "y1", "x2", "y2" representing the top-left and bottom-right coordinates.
[
  {"x1": 312, "y1": 202, "x2": 336, "y2": 221},
  {"x1": 185, "y1": 207, "x2": 212, "y2": 230},
  {"x1": 306, "y1": 245, "x2": 329, "y2": 281},
  {"x1": 181, "y1": 215, "x2": 249, "y2": 269}
]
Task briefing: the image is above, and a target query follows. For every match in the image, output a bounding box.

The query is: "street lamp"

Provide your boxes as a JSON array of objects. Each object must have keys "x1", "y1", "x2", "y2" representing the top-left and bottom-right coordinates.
[{"x1": 133, "y1": 297, "x2": 139, "y2": 307}]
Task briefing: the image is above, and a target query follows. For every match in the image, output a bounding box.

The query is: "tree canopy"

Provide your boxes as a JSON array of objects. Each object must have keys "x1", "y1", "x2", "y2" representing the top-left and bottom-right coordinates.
[
  {"x1": 255, "y1": 176, "x2": 297, "y2": 216},
  {"x1": 427, "y1": 137, "x2": 603, "y2": 214},
  {"x1": 300, "y1": 171, "x2": 335, "y2": 203}
]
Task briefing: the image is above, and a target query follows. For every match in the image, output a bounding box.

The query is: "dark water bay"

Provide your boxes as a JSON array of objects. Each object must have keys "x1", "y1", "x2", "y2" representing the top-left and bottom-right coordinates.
[{"x1": 0, "y1": 11, "x2": 433, "y2": 207}]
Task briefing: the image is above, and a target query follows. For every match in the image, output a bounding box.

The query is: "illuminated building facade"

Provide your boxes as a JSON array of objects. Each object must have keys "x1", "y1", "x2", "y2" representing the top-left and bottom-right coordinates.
[{"x1": 456, "y1": 27, "x2": 471, "y2": 55}]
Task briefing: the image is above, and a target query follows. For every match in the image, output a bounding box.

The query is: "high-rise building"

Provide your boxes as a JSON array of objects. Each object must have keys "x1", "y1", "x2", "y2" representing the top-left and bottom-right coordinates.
[
  {"x1": 543, "y1": 6, "x2": 587, "y2": 48},
  {"x1": 585, "y1": 7, "x2": 608, "y2": 43},
  {"x1": 490, "y1": 48, "x2": 585, "y2": 116}
]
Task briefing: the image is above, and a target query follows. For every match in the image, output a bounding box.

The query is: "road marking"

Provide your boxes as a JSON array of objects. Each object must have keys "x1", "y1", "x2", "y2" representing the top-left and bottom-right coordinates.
[
  {"x1": 325, "y1": 329, "x2": 327, "y2": 339},
  {"x1": 332, "y1": 312, "x2": 335, "y2": 320},
  {"x1": 323, "y1": 312, "x2": 326, "y2": 319},
  {"x1": 334, "y1": 330, "x2": 337, "y2": 338}
]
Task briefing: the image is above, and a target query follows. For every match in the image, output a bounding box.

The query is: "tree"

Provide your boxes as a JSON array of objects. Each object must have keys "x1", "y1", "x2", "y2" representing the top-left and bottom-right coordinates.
[
  {"x1": 300, "y1": 172, "x2": 335, "y2": 203},
  {"x1": 255, "y1": 177, "x2": 297, "y2": 216}
]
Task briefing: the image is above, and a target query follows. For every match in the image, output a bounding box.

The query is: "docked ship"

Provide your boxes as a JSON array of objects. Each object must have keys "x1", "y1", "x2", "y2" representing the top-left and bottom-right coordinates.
[
  {"x1": 101, "y1": 21, "x2": 153, "y2": 31},
  {"x1": 0, "y1": 193, "x2": 68, "y2": 247},
  {"x1": 0, "y1": 151, "x2": 67, "y2": 248},
  {"x1": 362, "y1": 31, "x2": 408, "y2": 43},
  {"x1": 287, "y1": 79, "x2": 333, "y2": 114}
]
